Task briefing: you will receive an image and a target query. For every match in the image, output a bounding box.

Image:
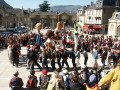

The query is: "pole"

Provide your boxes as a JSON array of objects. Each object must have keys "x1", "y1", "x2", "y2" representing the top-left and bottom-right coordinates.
[{"x1": 63, "y1": 21, "x2": 66, "y2": 49}]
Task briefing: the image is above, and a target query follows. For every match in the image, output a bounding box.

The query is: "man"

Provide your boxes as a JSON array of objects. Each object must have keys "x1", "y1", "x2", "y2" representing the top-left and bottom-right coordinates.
[
  {"x1": 92, "y1": 47, "x2": 99, "y2": 68},
  {"x1": 9, "y1": 71, "x2": 24, "y2": 90}
]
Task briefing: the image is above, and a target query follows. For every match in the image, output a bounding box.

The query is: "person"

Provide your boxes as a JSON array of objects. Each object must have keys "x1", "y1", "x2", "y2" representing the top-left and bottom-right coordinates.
[
  {"x1": 62, "y1": 69, "x2": 71, "y2": 90},
  {"x1": 83, "y1": 50, "x2": 88, "y2": 66},
  {"x1": 47, "y1": 71, "x2": 65, "y2": 90},
  {"x1": 75, "y1": 47, "x2": 81, "y2": 67},
  {"x1": 35, "y1": 23, "x2": 43, "y2": 46},
  {"x1": 92, "y1": 47, "x2": 99, "y2": 68},
  {"x1": 70, "y1": 48, "x2": 76, "y2": 68},
  {"x1": 9, "y1": 71, "x2": 24, "y2": 90},
  {"x1": 26, "y1": 70, "x2": 38, "y2": 89},
  {"x1": 61, "y1": 50, "x2": 69, "y2": 69},
  {"x1": 101, "y1": 48, "x2": 107, "y2": 68},
  {"x1": 80, "y1": 64, "x2": 90, "y2": 84},
  {"x1": 70, "y1": 75, "x2": 86, "y2": 90},
  {"x1": 88, "y1": 67, "x2": 98, "y2": 87},
  {"x1": 39, "y1": 69, "x2": 50, "y2": 90},
  {"x1": 54, "y1": 21, "x2": 64, "y2": 48},
  {"x1": 98, "y1": 59, "x2": 120, "y2": 90},
  {"x1": 30, "y1": 47, "x2": 42, "y2": 70},
  {"x1": 43, "y1": 30, "x2": 55, "y2": 70}
]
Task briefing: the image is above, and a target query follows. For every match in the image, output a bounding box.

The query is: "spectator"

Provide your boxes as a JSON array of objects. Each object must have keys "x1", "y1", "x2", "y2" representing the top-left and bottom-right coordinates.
[
  {"x1": 9, "y1": 71, "x2": 24, "y2": 90},
  {"x1": 98, "y1": 59, "x2": 120, "y2": 90},
  {"x1": 70, "y1": 75, "x2": 86, "y2": 90}
]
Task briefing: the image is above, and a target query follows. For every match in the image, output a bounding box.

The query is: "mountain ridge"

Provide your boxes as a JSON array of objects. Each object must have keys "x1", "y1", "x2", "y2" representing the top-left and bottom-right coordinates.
[{"x1": 50, "y1": 5, "x2": 82, "y2": 12}]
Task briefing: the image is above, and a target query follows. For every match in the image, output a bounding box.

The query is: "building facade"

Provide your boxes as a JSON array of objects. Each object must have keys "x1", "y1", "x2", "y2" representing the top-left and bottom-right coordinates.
[
  {"x1": 0, "y1": 0, "x2": 76, "y2": 29},
  {"x1": 77, "y1": 6, "x2": 86, "y2": 28},
  {"x1": 77, "y1": 0, "x2": 120, "y2": 34},
  {"x1": 108, "y1": 12, "x2": 120, "y2": 37}
]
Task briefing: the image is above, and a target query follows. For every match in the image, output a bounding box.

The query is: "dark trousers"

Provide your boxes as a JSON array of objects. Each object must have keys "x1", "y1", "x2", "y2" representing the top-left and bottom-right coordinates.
[
  {"x1": 51, "y1": 59, "x2": 56, "y2": 70},
  {"x1": 57, "y1": 58, "x2": 62, "y2": 69},
  {"x1": 101, "y1": 58, "x2": 105, "y2": 67},
  {"x1": 13, "y1": 57, "x2": 19, "y2": 67},
  {"x1": 42, "y1": 58, "x2": 48, "y2": 69},
  {"x1": 84, "y1": 57, "x2": 88, "y2": 65},
  {"x1": 30, "y1": 60, "x2": 42, "y2": 70},
  {"x1": 72, "y1": 58, "x2": 76, "y2": 67},
  {"x1": 11, "y1": 87, "x2": 22, "y2": 90},
  {"x1": 113, "y1": 56, "x2": 119, "y2": 65},
  {"x1": 62, "y1": 59, "x2": 69, "y2": 68}
]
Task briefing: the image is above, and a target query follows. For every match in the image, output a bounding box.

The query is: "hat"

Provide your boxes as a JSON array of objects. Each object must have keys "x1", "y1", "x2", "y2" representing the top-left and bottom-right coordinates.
[
  {"x1": 42, "y1": 69, "x2": 48, "y2": 75},
  {"x1": 13, "y1": 71, "x2": 19, "y2": 75},
  {"x1": 80, "y1": 64, "x2": 86, "y2": 68},
  {"x1": 63, "y1": 69, "x2": 68, "y2": 74}
]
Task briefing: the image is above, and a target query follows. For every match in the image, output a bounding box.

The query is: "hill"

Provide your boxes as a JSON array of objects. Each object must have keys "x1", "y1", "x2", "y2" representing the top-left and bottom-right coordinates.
[{"x1": 50, "y1": 5, "x2": 82, "y2": 12}]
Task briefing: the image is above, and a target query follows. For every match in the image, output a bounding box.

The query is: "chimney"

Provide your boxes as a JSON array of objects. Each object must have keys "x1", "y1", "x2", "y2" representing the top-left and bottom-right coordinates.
[
  {"x1": 90, "y1": 2, "x2": 94, "y2": 6},
  {"x1": 28, "y1": 8, "x2": 31, "y2": 13},
  {"x1": 86, "y1": 5, "x2": 90, "y2": 8}
]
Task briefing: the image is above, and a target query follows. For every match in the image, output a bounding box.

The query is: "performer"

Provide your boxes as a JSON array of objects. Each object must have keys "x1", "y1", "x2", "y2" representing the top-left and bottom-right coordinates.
[
  {"x1": 35, "y1": 23, "x2": 43, "y2": 46},
  {"x1": 44, "y1": 30, "x2": 56, "y2": 70},
  {"x1": 44, "y1": 30, "x2": 55, "y2": 51},
  {"x1": 54, "y1": 21, "x2": 64, "y2": 48}
]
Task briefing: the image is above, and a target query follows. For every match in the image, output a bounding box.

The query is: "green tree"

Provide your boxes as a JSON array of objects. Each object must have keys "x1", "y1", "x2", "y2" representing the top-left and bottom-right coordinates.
[{"x1": 39, "y1": 0, "x2": 50, "y2": 12}]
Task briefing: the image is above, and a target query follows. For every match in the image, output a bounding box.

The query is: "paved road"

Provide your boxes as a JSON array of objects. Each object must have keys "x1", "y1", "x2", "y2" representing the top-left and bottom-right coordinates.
[
  {"x1": 0, "y1": 29, "x2": 112, "y2": 90},
  {"x1": 0, "y1": 46, "x2": 104, "y2": 90}
]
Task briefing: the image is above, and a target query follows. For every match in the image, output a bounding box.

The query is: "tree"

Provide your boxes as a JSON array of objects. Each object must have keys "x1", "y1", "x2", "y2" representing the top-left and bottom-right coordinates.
[{"x1": 39, "y1": 0, "x2": 50, "y2": 12}]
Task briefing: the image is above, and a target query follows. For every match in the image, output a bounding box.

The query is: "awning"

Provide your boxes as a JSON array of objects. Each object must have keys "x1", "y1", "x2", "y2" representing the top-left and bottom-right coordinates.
[
  {"x1": 83, "y1": 25, "x2": 101, "y2": 29},
  {"x1": 83, "y1": 25, "x2": 89, "y2": 29},
  {"x1": 83, "y1": 25, "x2": 93, "y2": 29},
  {"x1": 92, "y1": 25, "x2": 101, "y2": 29}
]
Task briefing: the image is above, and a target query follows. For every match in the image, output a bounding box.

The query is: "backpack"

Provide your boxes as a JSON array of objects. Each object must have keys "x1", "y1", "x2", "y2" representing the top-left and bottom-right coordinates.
[
  {"x1": 26, "y1": 75, "x2": 37, "y2": 88},
  {"x1": 40, "y1": 75, "x2": 49, "y2": 89},
  {"x1": 12, "y1": 77, "x2": 21, "y2": 87},
  {"x1": 63, "y1": 74, "x2": 70, "y2": 87}
]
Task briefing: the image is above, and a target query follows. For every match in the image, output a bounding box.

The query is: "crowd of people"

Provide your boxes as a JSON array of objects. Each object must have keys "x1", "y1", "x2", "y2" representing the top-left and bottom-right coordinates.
[{"x1": 0, "y1": 21, "x2": 120, "y2": 90}]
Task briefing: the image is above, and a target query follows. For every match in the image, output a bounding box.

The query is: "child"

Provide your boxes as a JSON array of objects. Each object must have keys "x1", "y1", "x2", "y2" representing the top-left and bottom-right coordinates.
[{"x1": 26, "y1": 70, "x2": 38, "y2": 89}]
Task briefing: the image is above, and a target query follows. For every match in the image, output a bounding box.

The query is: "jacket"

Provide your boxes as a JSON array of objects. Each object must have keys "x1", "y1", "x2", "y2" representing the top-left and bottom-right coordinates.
[
  {"x1": 70, "y1": 82, "x2": 86, "y2": 90},
  {"x1": 98, "y1": 66, "x2": 120, "y2": 90}
]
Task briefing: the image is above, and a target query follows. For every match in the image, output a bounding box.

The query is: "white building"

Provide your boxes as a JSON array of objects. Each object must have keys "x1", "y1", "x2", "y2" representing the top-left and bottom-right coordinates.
[
  {"x1": 77, "y1": 0, "x2": 120, "y2": 34},
  {"x1": 77, "y1": 6, "x2": 86, "y2": 28},
  {"x1": 108, "y1": 12, "x2": 120, "y2": 37}
]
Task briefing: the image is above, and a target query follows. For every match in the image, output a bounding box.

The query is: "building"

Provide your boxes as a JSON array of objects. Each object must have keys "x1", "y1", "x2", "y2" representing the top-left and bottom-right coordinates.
[
  {"x1": 0, "y1": 0, "x2": 76, "y2": 29},
  {"x1": 30, "y1": 11, "x2": 76, "y2": 29},
  {"x1": 77, "y1": 0, "x2": 120, "y2": 34},
  {"x1": 77, "y1": 6, "x2": 86, "y2": 28},
  {"x1": 108, "y1": 12, "x2": 120, "y2": 37}
]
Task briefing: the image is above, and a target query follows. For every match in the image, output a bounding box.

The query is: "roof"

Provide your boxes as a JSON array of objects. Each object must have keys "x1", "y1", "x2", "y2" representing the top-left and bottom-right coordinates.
[{"x1": 31, "y1": 11, "x2": 58, "y2": 16}]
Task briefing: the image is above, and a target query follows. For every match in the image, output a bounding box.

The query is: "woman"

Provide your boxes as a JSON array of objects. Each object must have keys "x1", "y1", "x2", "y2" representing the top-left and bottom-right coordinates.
[{"x1": 98, "y1": 59, "x2": 120, "y2": 90}]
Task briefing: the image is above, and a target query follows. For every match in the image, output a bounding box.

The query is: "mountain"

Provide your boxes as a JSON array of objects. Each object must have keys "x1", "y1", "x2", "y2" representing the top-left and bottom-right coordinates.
[{"x1": 50, "y1": 5, "x2": 82, "y2": 13}]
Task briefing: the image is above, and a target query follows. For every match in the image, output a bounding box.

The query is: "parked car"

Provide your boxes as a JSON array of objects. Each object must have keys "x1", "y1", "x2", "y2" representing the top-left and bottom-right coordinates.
[{"x1": 1, "y1": 30, "x2": 18, "y2": 35}]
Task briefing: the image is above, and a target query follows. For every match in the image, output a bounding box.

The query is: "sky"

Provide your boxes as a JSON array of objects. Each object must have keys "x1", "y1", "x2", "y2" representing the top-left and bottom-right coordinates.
[{"x1": 4, "y1": 0, "x2": 97, "y2": 9}]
